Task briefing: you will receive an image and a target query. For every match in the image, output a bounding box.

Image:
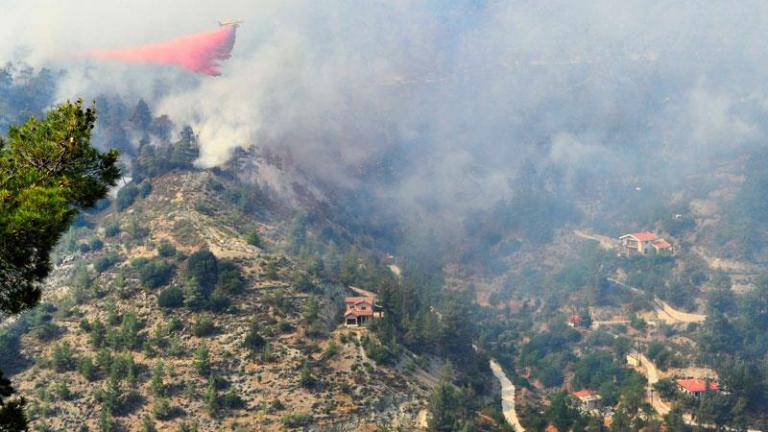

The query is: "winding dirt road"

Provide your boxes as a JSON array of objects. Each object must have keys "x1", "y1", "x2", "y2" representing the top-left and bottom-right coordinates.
[
  {"x1": 607, "y1": 278, "x2": 707, "y2": 324},
  {"x1": 489, "y1": 359, "x2": 525, "y2": 432}
]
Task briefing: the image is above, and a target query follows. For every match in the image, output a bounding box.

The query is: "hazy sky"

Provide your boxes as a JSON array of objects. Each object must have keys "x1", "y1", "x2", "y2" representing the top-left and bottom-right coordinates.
[{"x1": 4, "y1": 1, "x2": 768, "y2": 227}]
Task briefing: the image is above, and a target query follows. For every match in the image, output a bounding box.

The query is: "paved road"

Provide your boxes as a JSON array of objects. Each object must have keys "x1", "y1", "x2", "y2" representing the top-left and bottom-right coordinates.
[
  {"x1": 629, "y1": 353, "x2": 671, "y2": 416},
  {"x1": 489, "y1": 359, "x2": 525, "y2": 432}
]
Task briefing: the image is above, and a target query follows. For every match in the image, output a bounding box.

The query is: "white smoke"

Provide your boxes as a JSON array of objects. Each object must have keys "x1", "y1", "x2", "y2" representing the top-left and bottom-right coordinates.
[{"x1": 3, "y1": 0, "x2": 768, "y2": 224}]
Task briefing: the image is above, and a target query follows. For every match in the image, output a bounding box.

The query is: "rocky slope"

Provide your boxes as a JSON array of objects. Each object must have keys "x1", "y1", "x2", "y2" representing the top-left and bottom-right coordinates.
[{"x1": 8, "y1": 170, "x2": 436, "y2": 432}]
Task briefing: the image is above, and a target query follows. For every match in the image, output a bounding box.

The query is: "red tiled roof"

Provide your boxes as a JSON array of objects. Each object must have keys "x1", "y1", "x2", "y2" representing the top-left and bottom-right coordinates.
[
  {"x1": 677, "y1": 379, "x2": 720, "y2": 393},
  {"x1": 629, "y1": 231, "x2": 658, "y2": 242},
  {"x1": 345, "y1": 309, "x2": 373, "y2": 317},
  {"x1": 345, "y1": 296, "x2": 374, "y2": 305},
  {"x1": 573, "y1": 389, "x2": 597, "y2": 399},
  {"x1": 653, "y1": 239, "x2": 672, "y2": 249},
  {"x1": 545, "y1": 425, "x2": 560, "y2": 432}
]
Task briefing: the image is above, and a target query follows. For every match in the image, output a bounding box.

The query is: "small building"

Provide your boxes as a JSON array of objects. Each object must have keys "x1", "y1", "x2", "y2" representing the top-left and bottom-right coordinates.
[
  {"x1": 568, "y1": 315, "x2": 582, "y2": 328},
  {"x1": 573, "y1": 389, "x2": 602, "y2": 412},
  {"x1": 545, "y1": 424, "x2": 560, "y2": 432},
  {"x1": 676, "y1": 379, "x2": 720, "y2": 397},
  {"x1": 344, "y1": 296, "x2": 383, "y2": 326},
  {"x1": 619, "y1": 232, "x2": 674, "y2": 256}
]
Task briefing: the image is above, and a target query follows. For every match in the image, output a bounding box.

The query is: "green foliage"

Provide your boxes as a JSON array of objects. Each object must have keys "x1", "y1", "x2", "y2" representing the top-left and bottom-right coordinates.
[
  {"x1": 94, "y1": 251, "x2": 120, "y2": 273},
  {"x1": 177, "y1": 421, "x2": 200, "y2": 432},
  {"x1": 194, "y1": 343, "x2": 212, "y2": 377},
  {"x1": 646, "y1": 341, "x2": 676, "y2": 371},
  {"x1": 157, "y1": 286, "x2": 184, "y2": 308},
  {"x1": 152, "y1": 397, "x2": 171, "y2": 420},
  {"x1": 323, "y1": 340, "x2": 339, "y2": 360},
  {"x1": 0, "y1": 100, "x2": 120, "y2": 315},
  {"x1": 246, "y1": 230, "x2": 262, "y2": 248},
  {"x1": 167, "y1": 316, "x2": 184, "y2": 333},
  {"x1": 99, "y1": 408, "x2": 118, "y2": 432},
  {"x1": 292, "y1": 270, "x2": 316, "y2": 293},
  {"x1": 50, "y1": 342, "x2": 76, "y2": 372},
  {"x1": 24, "y1": 303, "x2": 59, "y2": 341},
  {"x1": 572, "y1": 351, "x2": 619, "y2": 390},
  {"x1": 427, "y1": 383, "x2": 478, "y2": 432},
  {"x1": 139, "y1": 260, "x2": 174, "y2": 289},
  {"x1": 205, "y1": 377, "x2": 219, "y2": 417},
  {"x1": 133, "y1": 126, "x2": 199, "y2": 179},
  {"x1": 299, "y1": 363, "x2": 316, "y2": 388},
  {"x1": 183, "y1": 279, "x2": 206, "y2": 310},
  {"x1": 0, "y1": 370, "x2": 28, "y2": 430},
  {"x1": 104, "y1": 222, "x2": 120, "y2": 238},
  {"x1": 168, "y1": 335, "x2": 185, "y2": 357},
  {"x1": 361, "y1": 335, "x2": 396, "y2": 365},
  {"x1": 207, "y1": 287, "x2": 230, "y2": 313},
  {"x1": 520, "y1": 323, "x2": 580, "y2": 388},
  {"x1": 191, "y1": 316, "x2": 217, "y2": 337},
  {"x1": 281, "y1": 412, "x2": 313, "y2": 428},
  {"x1": 96, "y1": 348, "x2": 113, "y2": 373},
  {"x1": 216, "y1": 261, "x2": 245, "y2": 295},
  {"x1": 224, "y1": 182, "x2": 268, "y2": 216},
  {"x1": 115, "y1": 184, "x2": 139, "y2": 211},
  {"x1": 157, "y1": 241, "x2": 176, "y2": 257},
  {"x1": 243, "y1": 321, "x2": 265, "y2": 354},
  {"x1": 77, "y1": 356, "x2": 97, "y2": 381},
  {"x1": 52, "y1": 379, "x2": 72, "y2": 401},
  {"x1": 88, "y1": 318, "x2": 106, "y2": 348},
  {"x1": 115, "y1": 312, "x2": 142, "y2": 350},
  {"x1": 221, "y1": 389, "x2": 244, "y2": 410},
  {"x1": 141, "y1": 415, "x2": 158, "y2": 432},
  {"x1": 139, "y1": 181, "x2": 152, "y2": 198},
  {"x1": 150, "y1": 361, "x2": 166, "y2": 397},
  {"x1": 90, "y1": 238, "x2": 104, "y2": 251},
  {"x1": 654, "y1": 378, "x2": 678, "y2": 400},
  {"x1": 108, "y1": 353, "x2": 138, "y2": 384},
  {"x1": 186, "y1": 249, "x2": 218, "y2": 295},
  {"x1": 545, "y1": 392, "x2": 583, "y2": 432}
]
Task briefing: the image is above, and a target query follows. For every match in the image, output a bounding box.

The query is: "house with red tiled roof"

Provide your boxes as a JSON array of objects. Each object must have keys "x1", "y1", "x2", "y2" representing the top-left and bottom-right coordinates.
[
  {"x1": 572, "y1": 389, "x2": 602, "y2": 412},
  {"x1": 676, "y1": 379, "x2": 720, "y2": 397},
  {"x1": 344, "y1": 296, "x2": 383, "y2": 326},
  {"x1": 619, "y1": 232, "x2": 674, "y2": 256}
]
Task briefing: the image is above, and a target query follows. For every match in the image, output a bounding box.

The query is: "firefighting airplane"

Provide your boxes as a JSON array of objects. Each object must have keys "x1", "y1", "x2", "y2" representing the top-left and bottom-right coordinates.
[{"x1": 218, "y1": 19, "x2": 244, "y2": 28}]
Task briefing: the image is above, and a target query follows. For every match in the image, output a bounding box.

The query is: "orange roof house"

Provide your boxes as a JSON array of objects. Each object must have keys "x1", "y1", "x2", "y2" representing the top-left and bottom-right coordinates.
[
  {"x1": 573, "y1": 389, "x2": 597, "y2": 399},
  {"x1": 676, "y1": 379, "x2": 719, "y2": 395},
  {"x1": 628, "y1": 231, "x2": 658, "y2": 242},
  {"x1": 619, "y1": 231, "x2": 674, "y2": 256},
  {"x1": 572, "y1": 389, "x2": 602, "y2": 412},
  {"x1": 652, "y1": 238, "x2": 672, "y2": 252},
  {"x1": 568, "y1": 315, "x2": 582, "y2": 328},
  {"x1": 344, "y1": 296, "x2": 383, "y2": 326}
]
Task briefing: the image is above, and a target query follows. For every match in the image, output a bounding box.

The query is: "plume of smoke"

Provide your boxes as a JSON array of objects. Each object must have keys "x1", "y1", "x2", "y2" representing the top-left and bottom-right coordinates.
[
  {"x1": 87, "y1": 26, "x2": 237, "y2": 76},
  {"x1": 4, "y1": 0, "x2": 768, "y2": 231}
]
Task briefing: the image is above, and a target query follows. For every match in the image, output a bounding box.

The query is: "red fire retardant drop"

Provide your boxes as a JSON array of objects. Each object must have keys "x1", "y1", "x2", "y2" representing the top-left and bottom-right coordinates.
[{"x1": 88, "y1": 26, "x2": 237, "y2": 76}]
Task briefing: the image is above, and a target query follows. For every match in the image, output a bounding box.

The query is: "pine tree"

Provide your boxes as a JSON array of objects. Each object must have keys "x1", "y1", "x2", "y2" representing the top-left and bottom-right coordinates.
[
  {"x1": 141, "y1": 415, "x2": 158, "y2": 432},
  {"x1": 194, "y1": 343, "x2": 211, "y2": 377},
  {"x1": 129, "y1": 99, "x2": 152, "y2": 131},
  {"x1": 205, "y1": 377, "x2": 220, "y2": 417},
  {"x1": 0, "y1": 100, "x2": 119, "y2": 432},
  {"x1": 150, "y1": 361, "x2": 166, "y2": 397}
]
